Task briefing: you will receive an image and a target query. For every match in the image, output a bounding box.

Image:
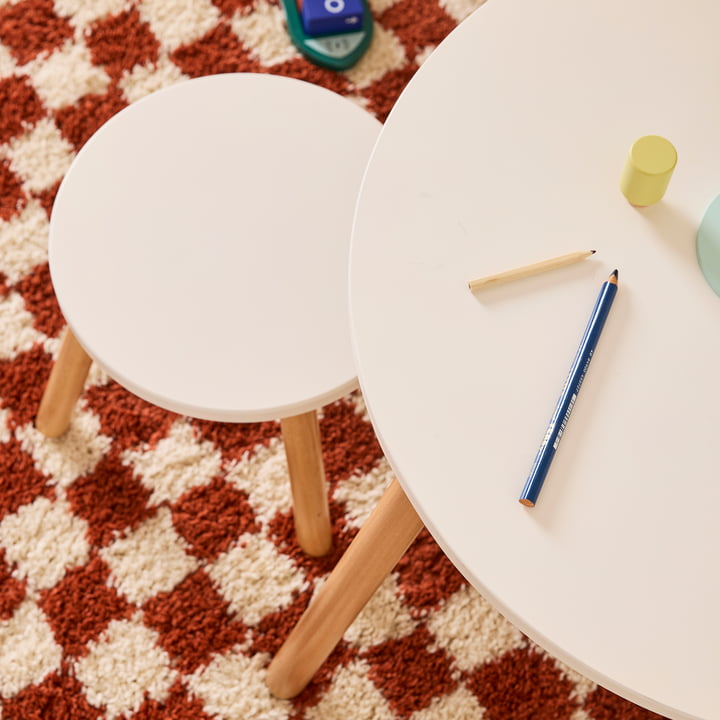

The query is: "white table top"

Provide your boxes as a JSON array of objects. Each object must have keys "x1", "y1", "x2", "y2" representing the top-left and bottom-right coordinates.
[
  {"x1": 349, "y1": 1, "x2": 720, "y2": 718},
  {"x1": 50, "y1": 73, "x2": 380, "y2": 422}
]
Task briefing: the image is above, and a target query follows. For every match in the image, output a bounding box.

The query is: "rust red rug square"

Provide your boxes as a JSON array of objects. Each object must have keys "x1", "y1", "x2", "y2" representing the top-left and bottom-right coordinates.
[{"x1": 0, "y1": 1, "x2": 668, "y2": 718}]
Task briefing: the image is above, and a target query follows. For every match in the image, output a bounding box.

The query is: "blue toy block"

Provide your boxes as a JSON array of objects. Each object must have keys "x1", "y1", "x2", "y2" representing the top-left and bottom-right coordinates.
[{"x1": 300, "y1": 0, "x2": 364, "y2": 36}]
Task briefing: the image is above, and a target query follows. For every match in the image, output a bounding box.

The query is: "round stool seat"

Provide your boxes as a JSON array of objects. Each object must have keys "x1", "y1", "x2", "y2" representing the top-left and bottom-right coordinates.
[{"x1": 49, "y1": 73, "x2": 381, "y2": 423}]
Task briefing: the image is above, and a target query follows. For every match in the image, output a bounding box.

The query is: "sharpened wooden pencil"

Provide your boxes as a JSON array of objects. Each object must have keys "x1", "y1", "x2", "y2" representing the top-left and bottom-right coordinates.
[{"x1": 467, "y1": 250, "x2": 596, "y2": 291}]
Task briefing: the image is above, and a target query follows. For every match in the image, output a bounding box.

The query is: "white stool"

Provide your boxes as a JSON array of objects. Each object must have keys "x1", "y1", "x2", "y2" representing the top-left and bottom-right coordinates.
[{"x1": 36, "y1": 73, "x2": 381, "y2": 557}]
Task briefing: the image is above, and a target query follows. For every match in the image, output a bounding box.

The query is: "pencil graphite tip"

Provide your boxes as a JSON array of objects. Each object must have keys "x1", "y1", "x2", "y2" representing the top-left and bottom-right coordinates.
[
  {"x1": 590, "y1": 250, "x2": 597, "y2": 255},
  {"x1": 610, "y1": 269, "x2": 619, "y2": 283}
]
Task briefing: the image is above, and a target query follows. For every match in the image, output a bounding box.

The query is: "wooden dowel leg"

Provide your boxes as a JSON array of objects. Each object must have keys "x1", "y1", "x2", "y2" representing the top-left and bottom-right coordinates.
[
  {"x1": 266, "y1": 478, "x2": 424, "y2": 699},
  {"x1": 280, "y1": 410, "x2": 333, "y2": 557},
  {"x1": 36, "y1": 328, "x2": 92, "y2": 438}
]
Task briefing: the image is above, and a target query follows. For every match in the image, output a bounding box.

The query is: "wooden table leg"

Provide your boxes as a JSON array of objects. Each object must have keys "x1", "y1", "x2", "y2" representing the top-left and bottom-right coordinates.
[
  {"x1": 266, "y1": 478, "x2": 424, "y2": 698},
  {"x1": 36, "y1": 327, "x2": 92, "y2": 438},
  {"x1": 281, "y1": 410, "x2": 333, "y2": 556}
]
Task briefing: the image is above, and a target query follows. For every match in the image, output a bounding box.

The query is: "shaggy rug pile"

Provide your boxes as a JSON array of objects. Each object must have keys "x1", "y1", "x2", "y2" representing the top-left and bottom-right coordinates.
[{"x1": 0, "y1": 0, "x2": 668, "y2": 718}]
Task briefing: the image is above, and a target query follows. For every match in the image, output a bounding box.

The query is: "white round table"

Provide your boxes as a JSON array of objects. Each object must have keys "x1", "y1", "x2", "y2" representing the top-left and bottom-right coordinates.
[
  {"x1": 39, "y1": 73, "x2": 381, "y2": 556},
  {"x1": 50, "y1": 73, "x2": 380, "y2": 423},
  {"x1": 349, "y1": 1, "x2": 720, "y2": 718}
]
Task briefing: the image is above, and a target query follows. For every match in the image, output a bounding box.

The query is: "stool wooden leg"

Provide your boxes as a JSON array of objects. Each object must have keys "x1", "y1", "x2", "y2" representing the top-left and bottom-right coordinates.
[
  {"x1": 280, "y1": 410, "x2": 333, "y2": 557},
  {"x1": 266, "y1": 478, "x2": 424, "y2": 699},
  {"x1": 36, "y1": 328, "x2": 92, "y2": 438}
]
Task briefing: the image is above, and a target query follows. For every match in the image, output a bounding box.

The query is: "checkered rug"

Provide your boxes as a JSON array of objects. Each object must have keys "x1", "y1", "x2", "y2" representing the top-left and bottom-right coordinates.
[{"x1": 0, "y1": 1, "x2": 668, "y2": 718}]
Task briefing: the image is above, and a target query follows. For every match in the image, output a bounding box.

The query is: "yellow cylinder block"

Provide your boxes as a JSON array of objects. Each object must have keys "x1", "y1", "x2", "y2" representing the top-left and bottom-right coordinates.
[{"x1": 619, "y1": 135, "x2": 677, "y2": 207}]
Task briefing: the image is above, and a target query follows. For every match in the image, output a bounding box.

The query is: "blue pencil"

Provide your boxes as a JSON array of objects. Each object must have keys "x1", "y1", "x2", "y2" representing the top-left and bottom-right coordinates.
[{"x1": 519, "y1": 270, "x2": 619, "y2": 507}]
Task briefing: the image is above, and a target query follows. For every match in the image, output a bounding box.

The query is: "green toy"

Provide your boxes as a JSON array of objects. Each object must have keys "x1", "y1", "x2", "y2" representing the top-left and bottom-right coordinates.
[{"x1": 280, "y1": 0, "x2": 373, "y2": 71}]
